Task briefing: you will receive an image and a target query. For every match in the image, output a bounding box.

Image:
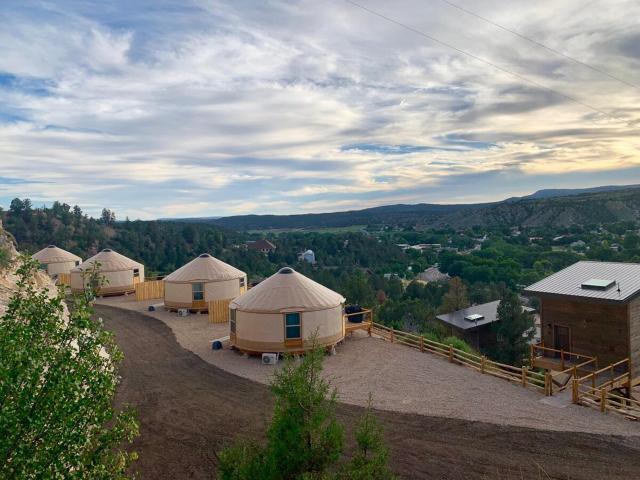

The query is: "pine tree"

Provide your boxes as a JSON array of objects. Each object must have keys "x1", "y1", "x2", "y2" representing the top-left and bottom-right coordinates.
[
  {"x1": 439, "y1": 277, "x2": 470, "y2": 313},
  {"x1": 488, "y1": 290, "x2": 535, "y2": 365}
]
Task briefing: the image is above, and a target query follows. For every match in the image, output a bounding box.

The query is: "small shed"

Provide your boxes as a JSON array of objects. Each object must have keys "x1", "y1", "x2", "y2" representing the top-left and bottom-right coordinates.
[
  {"x1": 230, "y1": 267, "x2": 345, "y2": 354},
  {"x1": 70, "y1": 249, "x2": 144, "y2": 296},
  {"x1": 164, "y1": 253, "x2": 247, "y2": 311},
  {"x1": 436, "y1": 300, "x2": 501, "y2": 350},
  {"x1": 32, "y1": 245, "x2": 81, "y2": 276}
]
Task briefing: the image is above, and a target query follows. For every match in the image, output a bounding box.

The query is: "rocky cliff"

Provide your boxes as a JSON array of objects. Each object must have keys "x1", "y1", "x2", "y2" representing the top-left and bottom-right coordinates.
[{"x1": 0, "y1": 219, "x2": 56, "y2": 315}]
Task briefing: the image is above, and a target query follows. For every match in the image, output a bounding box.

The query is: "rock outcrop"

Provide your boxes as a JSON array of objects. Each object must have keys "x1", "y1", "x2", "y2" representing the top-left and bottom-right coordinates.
[{"x1": 0, "y1": 219, "x2": 56, "y2": 316}]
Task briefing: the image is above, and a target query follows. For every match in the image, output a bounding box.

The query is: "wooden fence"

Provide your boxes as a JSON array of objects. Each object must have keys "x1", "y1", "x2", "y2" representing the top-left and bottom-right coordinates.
[
  {"x1": 57, "y1": 272, "x2": 71, "y2": 286},
  {"x1": 208, "y1": 298, "x2": 232, "y2": 324},
  {"x1": 135, "y1": 279, "x2": 164, "y2": 301},
  {"x1": 568, "y1": 358, "x2": 640, "y2": 418},
  {"x1": 344, "y1": 309, "x2": 373, "y2": 335},
  {"x1": 371, "y1": 323, "x2": 546, "y2": 393}
]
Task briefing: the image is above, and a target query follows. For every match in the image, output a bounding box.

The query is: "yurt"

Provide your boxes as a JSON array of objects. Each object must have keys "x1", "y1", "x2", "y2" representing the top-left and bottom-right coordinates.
[
  {"x1": 164, "y1": 253, "x2": 247, "y2": 311},
  {"x1": 32, "y1": 245, "x2": 81, "y2": 276},
  {"x1": 230, "y1": 267, "x2": 345, "y2": 354},
  {"x1": 70, "y1": 248, "x2": 144, "y2": 296}
]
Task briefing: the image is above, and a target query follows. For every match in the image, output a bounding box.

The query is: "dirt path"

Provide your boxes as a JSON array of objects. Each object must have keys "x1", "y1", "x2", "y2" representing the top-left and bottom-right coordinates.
[{"x1": 98, "y1": 305, "x2": 640, "y2": 480}]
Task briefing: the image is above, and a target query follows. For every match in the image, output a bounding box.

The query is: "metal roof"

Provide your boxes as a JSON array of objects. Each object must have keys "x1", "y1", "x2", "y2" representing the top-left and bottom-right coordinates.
[
  {"x1": 523, "y1": 261, "x2": 640, "y2": 303},
  {"x1": 436, "y1": 300, "x2": 500, "y2": 331}
]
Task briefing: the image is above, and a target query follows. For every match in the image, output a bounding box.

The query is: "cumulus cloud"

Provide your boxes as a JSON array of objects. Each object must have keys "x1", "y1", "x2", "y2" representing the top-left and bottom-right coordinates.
[{"x1": 0, "y1": 0, "x2": 639, "y2": 218}]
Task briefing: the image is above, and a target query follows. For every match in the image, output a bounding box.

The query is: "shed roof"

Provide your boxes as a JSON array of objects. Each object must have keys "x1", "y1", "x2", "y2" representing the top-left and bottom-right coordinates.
[
  {"x1": 247, "y1": 239, "x2": 276, "y2": 251},
  {"x1": 436, "y1": 300, "x2": 500, "y2": 331},
  {"x1": 523, "y1": 261, "x2": 640, "y2": 303},
  {"x1": 32, "y1": 245, "x2": 81, "y2": 264},
  {"x1": 231, "y1": 267, "x2": 345, "y2": 313},
  {"x1": 417, "y1": 266, "x2": 450, "y2": 282},
  {"x1": 165, "y1": 253, "x2": 245, "y2": 283},
  {"x1": 72, "y1": 249, "x2": 142, "y2": 273}
]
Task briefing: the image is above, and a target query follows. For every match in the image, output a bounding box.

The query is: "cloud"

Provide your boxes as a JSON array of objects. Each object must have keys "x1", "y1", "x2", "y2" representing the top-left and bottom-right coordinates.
[{"x1": 0, "y1": 0, "x2": 638, "y2": 219}]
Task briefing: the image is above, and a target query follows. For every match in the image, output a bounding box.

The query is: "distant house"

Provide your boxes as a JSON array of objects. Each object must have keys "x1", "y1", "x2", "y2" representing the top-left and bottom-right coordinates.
[
  {"x1": 298, "y1": 249, "x2": 316, "y2": 264},
  {"x1": 383, "y1": 273, "x2": 400, "y2": 280},
  {"x1": 436, "y1": 300, "x2": 534, "y2": 350},
  {"x1": 436, "y1": 301, "x2": 501, "y2": 350},
  {"x1": 246, "y1": 239, "x2": 276, "y2": 254},
  {"x1": 570, "y1": 240, "x2": 586, "y2": 249},
  {"x1": 524, "y1": 261, "x2": 640, "y2": 378},
  {"x1": 416, "y1": 266, "x2": 450, "y2": 283}
]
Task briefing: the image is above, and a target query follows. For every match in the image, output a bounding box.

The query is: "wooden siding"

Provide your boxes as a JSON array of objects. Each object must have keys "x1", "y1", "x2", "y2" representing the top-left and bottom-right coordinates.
[
  {"x1": 628, "y1": 297, "x2": 640, "y2": 379},
  {"x1": 135, "y1": 280, "x2": 164, "y2": 301},
  {"x1": 540, "y1": 297, "x2": 629, "y2": 367},
  {"x1": 208, "y1": 298, "x2": 232, "y2": 324},
  {"x1": 57, "y1": 272, "x2": 71, "y2": 286}
]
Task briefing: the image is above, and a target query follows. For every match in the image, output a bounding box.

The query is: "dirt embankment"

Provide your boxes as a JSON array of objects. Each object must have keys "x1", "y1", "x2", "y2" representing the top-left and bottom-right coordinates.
[{"x1": 98, "y1": 305, "x2": 640, "y2": 480}]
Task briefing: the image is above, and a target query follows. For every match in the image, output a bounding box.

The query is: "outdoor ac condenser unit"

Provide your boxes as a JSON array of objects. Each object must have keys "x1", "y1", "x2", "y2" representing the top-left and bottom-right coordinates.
[
  {"x1": 262, "y1": 353, "x2": 278, "y2": 365},
  {"x1": 177, "y1": 308, "x2": 189, "y2": 317}
]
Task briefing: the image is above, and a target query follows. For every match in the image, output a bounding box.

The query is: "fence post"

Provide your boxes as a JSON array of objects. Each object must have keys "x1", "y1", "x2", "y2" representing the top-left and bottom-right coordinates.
[
  {"x1": 481, "y1": 356, "x2": 486, "y2": 374},
  {"x1": 521, "y1": 366, "x2": 528, "y2": 388},
  {"x1": 545, "y1": 372, "x2": 552, "y2": 396},
  {"x1": 420, "y1": 335, "x2": 424, "y2": 352},
  {"x1": 572, "y1": 378, "x2": 579, "y2": 404},
  {"x1": 390, "y1": 328, "x2": 394, "y2": 343},
  {"x1": 448, "y1": 345, "x2": 454, "y2": 363},
  {"x1": 600, "y1": 388, "x2": 607, "y2": 413}
]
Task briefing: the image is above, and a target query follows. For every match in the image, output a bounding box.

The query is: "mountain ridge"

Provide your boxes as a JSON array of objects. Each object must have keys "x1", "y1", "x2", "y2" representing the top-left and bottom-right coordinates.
[{"x1": 175, "y1": 184, "x2": 640, "y2": 231}]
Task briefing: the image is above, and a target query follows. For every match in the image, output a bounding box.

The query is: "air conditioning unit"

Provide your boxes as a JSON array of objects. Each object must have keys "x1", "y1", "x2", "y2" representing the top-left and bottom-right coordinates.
[
  {"x1": 262, "y1": 353, "x2": 278, "y2": 365},
  {"x1": 177, "y1": 308, "x2": 189, "y2": 317}
]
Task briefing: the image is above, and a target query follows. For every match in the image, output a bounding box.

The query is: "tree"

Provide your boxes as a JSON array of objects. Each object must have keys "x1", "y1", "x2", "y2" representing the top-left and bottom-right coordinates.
[
  {"x1": 439, "y1": 277, "x2": 470, "y2": 313},
  {"x1": 100, "y1": 208, "x2": 116, "y2": 225},
  {"x1": 338, "y1": 396, "x2": 396, "y2": 480},
  {"x1": 217, "y1": 341, "x2": 394, "y2": 480},
  {"x1": 487, "y1": 290, "x2": 535, "y2": 365},
  {"x1": 0, "y1": 256, "x2": 138, "y2": 478}
]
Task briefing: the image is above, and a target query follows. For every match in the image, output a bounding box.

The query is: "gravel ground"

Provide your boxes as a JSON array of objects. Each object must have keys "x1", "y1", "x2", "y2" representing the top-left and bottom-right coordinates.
[{"x1": 98, "y1": 296, "x2": 640, "y2": 436}]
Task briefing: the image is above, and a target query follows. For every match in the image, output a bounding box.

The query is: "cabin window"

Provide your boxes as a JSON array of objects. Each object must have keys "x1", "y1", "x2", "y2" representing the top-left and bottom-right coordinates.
[
  {"x1": 230, "y1": 309, "x2": 236, "y2": 334},
  {"x1": 39, "y1": 263, "x2": 48, "y2": 270},
  {"x1": 284, "y1": 312, "x2": 301, "y2": 340},
  {"x1": 192, "y1": 283, "x2": 204, "y2": 301},
  {"x1": 133, "y1": 268, "x2": 140, "y2": 278},
  {"x1": 239, "y1": 277, "x2": 246, "y2": 288}
]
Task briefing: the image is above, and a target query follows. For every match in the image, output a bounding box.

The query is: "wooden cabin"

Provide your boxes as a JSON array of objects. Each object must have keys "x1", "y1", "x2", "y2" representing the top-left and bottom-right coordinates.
[{"x1": 524, "y1": 261, "x2": 640, "y2": 379}]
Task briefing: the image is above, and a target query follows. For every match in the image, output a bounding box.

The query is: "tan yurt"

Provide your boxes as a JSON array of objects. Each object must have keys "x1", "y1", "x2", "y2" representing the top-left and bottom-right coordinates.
[
  {"x1": 230, "y1": 267, "x2": 345, "y2": 354},
  {"x1": 70, "y1": 248, "x2": 144, "y2": 296},
  {"x1": 164, "y1": 253, "x2": 247, "y2": 311},
  {"x1": 32, "y1": 245, "x2": 81, "y2": 276}
]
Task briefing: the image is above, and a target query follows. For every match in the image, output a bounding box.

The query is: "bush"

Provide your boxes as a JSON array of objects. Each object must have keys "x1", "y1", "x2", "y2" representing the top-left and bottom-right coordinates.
[{"x1": 441, "y1": 335, "x2": 475, "y2": 354}]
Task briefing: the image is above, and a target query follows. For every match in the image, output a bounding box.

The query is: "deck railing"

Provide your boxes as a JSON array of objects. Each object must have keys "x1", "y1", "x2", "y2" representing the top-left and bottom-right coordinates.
[
  {"x1": 344, "y1": 309, "x2": 373, "y2": 334},
  {"x1": 371, "y1": 323, "x2": 546, "y2": 393}
]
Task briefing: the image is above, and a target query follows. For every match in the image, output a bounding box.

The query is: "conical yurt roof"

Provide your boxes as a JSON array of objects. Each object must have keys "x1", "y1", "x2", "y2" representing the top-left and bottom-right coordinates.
[
  {"x1": 231, "y1": 267, "x2": 345, "y2": 313},
  {"x1": 32, "y1": 245, "x2": 81, "y2": 264},
  {"x1": 165, "y1": 253, "x2": 245, "y2": 283},
  {"x1": 72, "y1": 249, "x2": 142, "y2": 273}
]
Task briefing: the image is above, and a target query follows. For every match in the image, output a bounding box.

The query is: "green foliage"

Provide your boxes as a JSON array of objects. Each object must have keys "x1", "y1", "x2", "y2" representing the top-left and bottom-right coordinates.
[
  {"x1": 0, "y1": 256, "x2": 138, "y2": 479},
  {"x1": 337, "y1": 396, "x2": 396, "y2": 480},
  {"x1": 486, "y1": 290, "x2": 535, "y2": 365},
  {"x1": 439, "y1": 277, "x2": 470, "y2": 314},
  {"x1": 217, "y1": 343, "x2": 394, "y2": 480},
  {"x1": 0, "y1": 245, "x2": 10, "y2": 269},
  {"x1": 441, "y1": 336, "x2": 475, "y2": 354}
]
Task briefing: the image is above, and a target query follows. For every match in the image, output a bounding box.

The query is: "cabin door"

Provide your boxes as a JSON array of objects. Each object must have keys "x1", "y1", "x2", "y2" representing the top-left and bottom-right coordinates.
[{"x1": 553, "y1": 325, "x2": 571, "y2": 353}]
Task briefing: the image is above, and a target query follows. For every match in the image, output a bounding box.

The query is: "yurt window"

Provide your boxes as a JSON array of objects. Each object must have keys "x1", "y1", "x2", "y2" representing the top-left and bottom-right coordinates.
[
  {"x1": 239, "y1": 277, "x2": 246, "y2": 288},
  {"x1": 133, "y1": 268, "x2": 140, "y2": 278},
  {"x1": 39, "y1": 263, "x2": 48, "y2": 270},
  {"x1": 75, "y1": 261, "x2": 80, "y2": 266},
  {"x1": 192, "y1": 283, "x2": 204, "y2": 301},
  {"x1": 230, "y1": 309, "x2": 236, "y2": 333},
  {"x1": 284, "y1": 313, "x2": 301, "y2": 339}
]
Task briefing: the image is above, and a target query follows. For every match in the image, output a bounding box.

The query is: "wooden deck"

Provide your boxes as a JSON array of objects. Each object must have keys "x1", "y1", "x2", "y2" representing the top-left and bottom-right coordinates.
[{"x1": 344, "y1": 308, "x2": 373, "y2": 335}]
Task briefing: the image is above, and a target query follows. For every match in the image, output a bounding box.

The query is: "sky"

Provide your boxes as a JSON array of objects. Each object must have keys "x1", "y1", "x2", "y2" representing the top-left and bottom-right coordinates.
[{"x1": 0, "y1": 0, "x2": 639, "y2": 219}]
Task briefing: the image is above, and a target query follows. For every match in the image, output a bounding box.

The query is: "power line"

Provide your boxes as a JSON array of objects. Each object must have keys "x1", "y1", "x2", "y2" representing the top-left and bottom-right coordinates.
[
  {"x1": 438, "y1": 0, "x2": 640, "y2": 91},
  {"x1": 342, "y1": 0, "x2": 629, "y2": 126}
]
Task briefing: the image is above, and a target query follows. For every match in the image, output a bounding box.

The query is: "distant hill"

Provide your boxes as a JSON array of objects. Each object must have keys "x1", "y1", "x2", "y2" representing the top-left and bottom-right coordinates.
[
  {"x1": 509, "y1": 184, "x2": 640, "y2": 201},
  {"x1": 186, "y1": 185, "x2": 640, "y2": 231}
]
